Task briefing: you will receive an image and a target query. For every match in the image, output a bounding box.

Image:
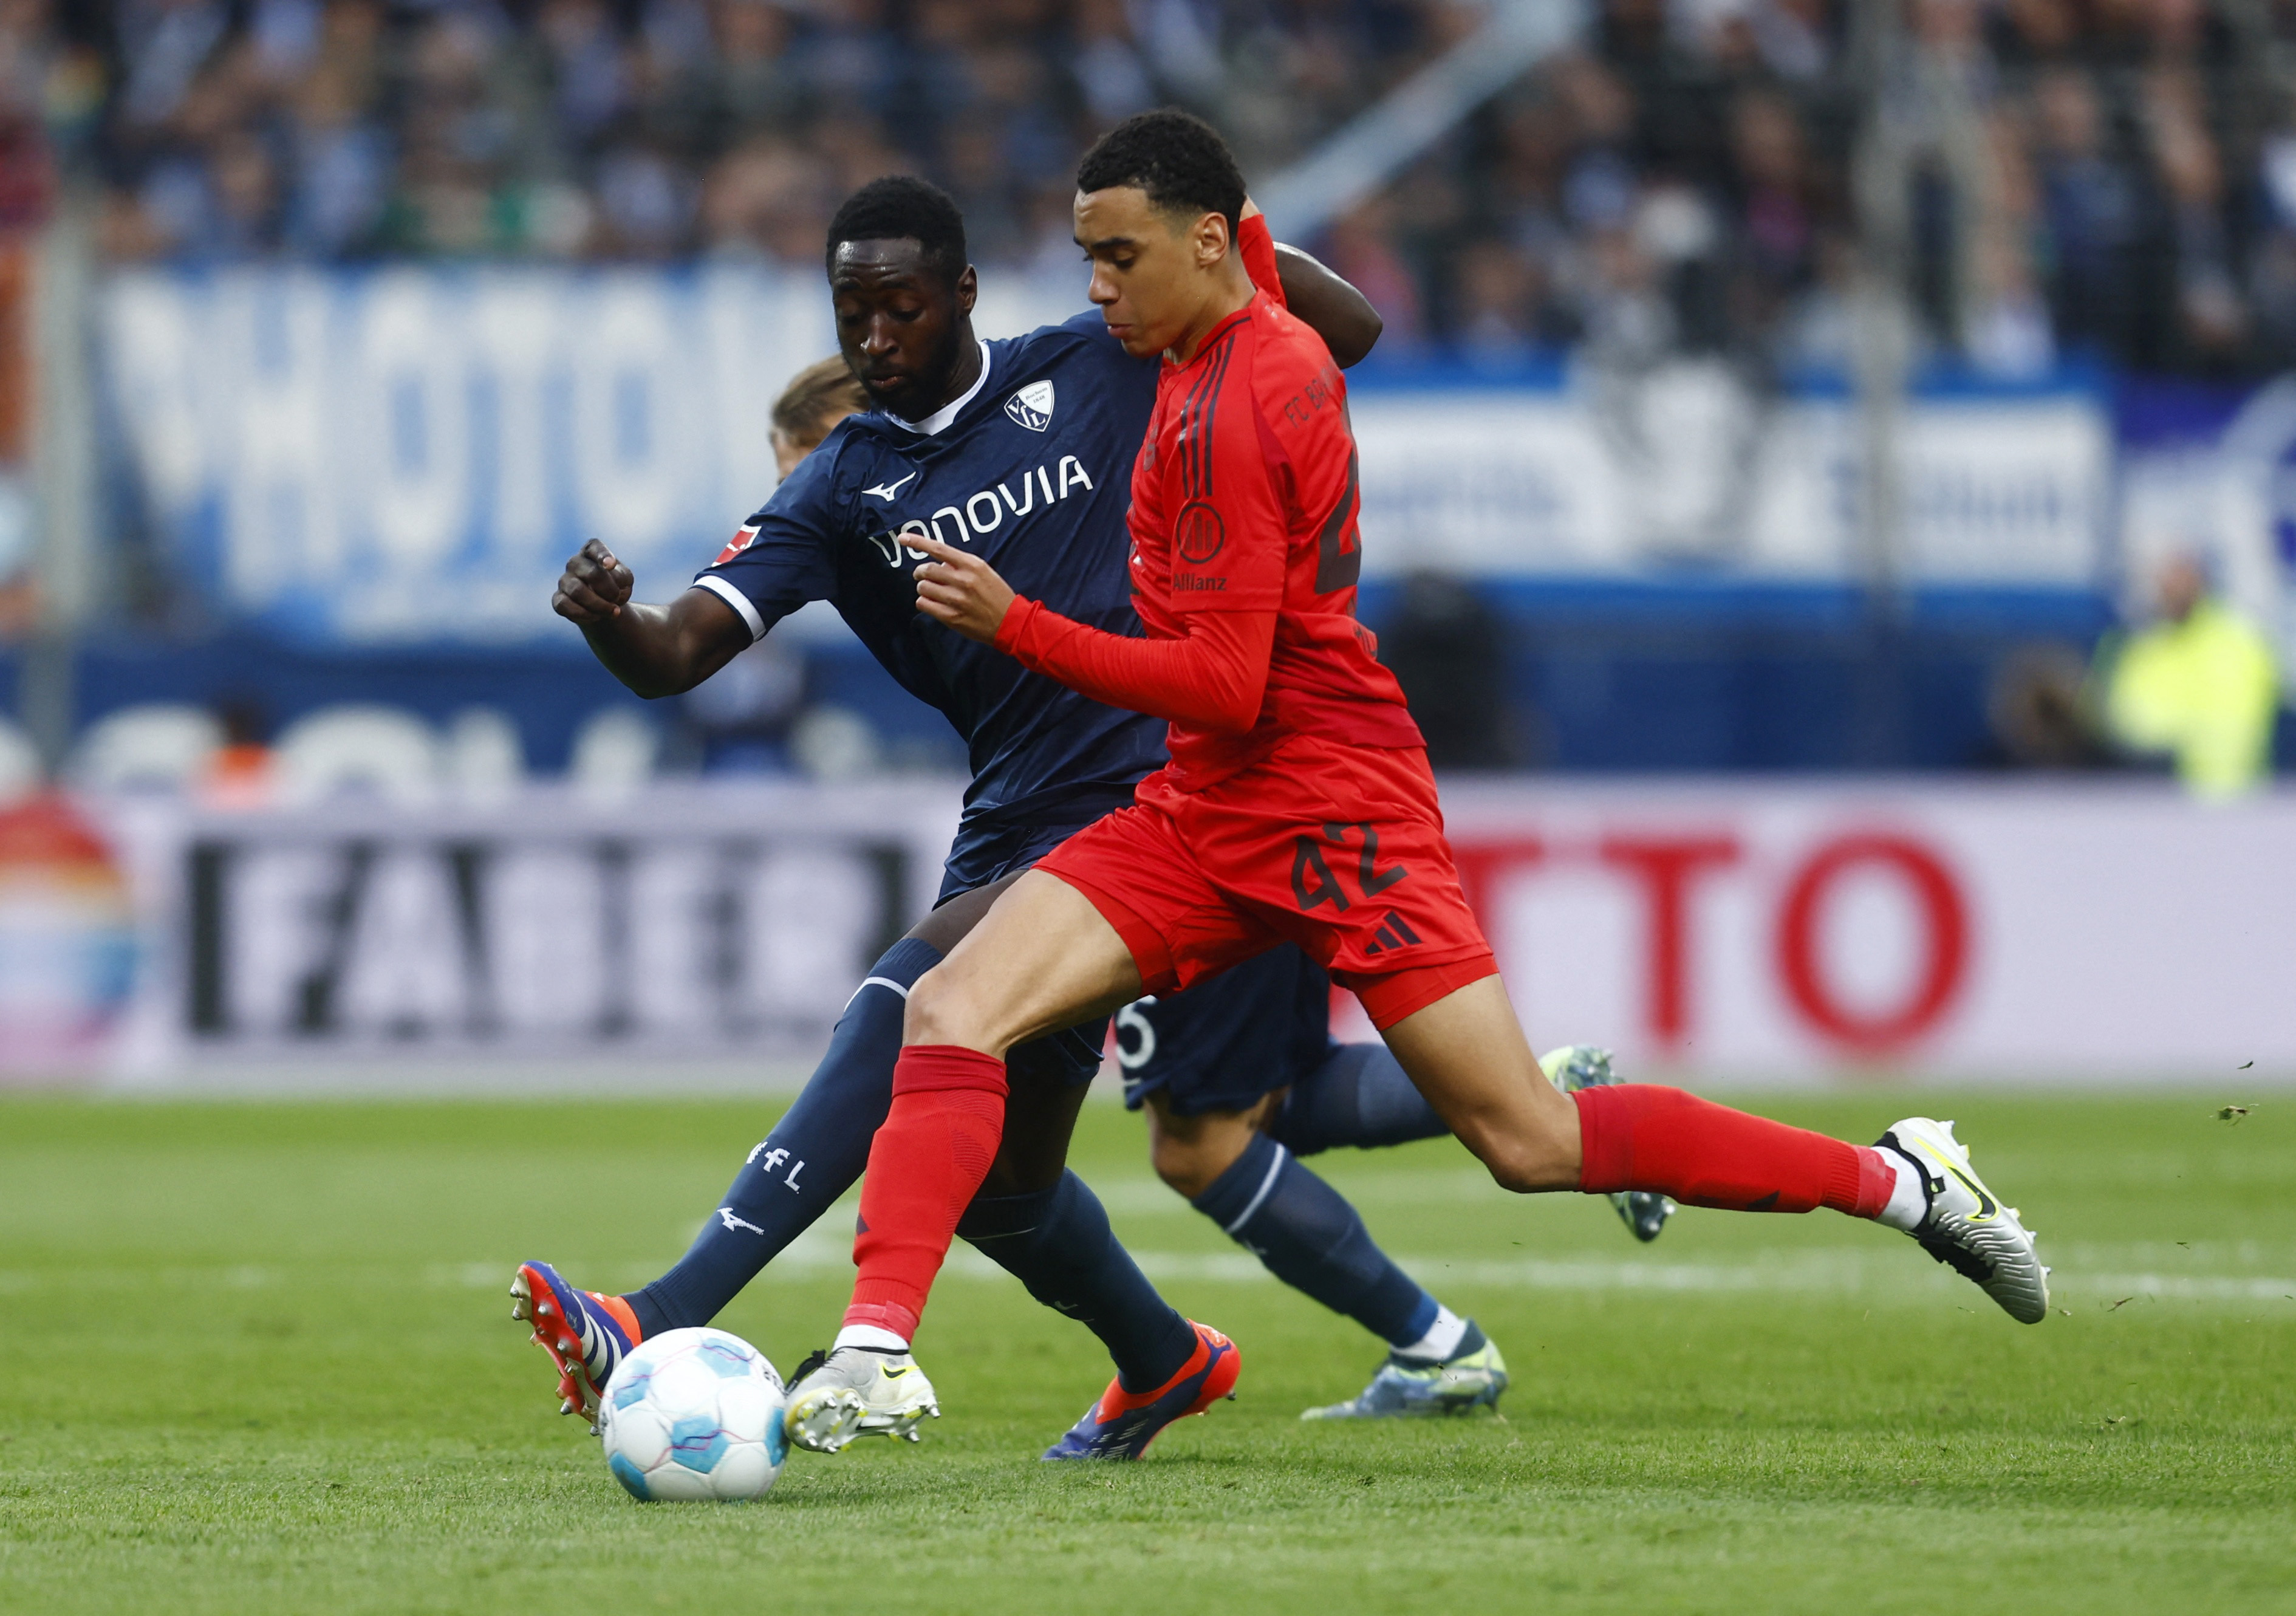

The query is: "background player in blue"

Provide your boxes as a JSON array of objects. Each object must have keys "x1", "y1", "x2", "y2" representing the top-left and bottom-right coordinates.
[
  {"x1": 519, "y1": 174, "x2": 1401, "y2": 1457},
  {"x1": 1118, "y1": 951, "x2": 1675, "y2": 1418}
]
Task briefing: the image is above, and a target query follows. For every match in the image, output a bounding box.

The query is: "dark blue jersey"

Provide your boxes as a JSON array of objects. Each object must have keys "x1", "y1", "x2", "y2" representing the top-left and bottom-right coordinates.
[{"x1": 695, "y1": 312, "x2": 1166, "y2": 833}]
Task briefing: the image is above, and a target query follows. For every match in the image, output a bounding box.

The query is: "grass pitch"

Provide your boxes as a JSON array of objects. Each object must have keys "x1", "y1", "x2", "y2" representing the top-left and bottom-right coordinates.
[{"x1": 1, "y1": 1090, "x2": 2290, "y2": 1615}]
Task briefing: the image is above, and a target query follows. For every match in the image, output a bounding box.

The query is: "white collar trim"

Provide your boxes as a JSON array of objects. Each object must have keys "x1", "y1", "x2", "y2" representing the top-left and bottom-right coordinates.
[{"x1": 883, "y1": 339, "x2": 993, "y2": 437}]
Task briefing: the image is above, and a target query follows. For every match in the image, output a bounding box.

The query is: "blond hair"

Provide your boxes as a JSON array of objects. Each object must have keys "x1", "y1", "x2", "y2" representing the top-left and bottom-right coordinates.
[{"x1": 771, "y1": 356, "x2": 870, "y2": 451}]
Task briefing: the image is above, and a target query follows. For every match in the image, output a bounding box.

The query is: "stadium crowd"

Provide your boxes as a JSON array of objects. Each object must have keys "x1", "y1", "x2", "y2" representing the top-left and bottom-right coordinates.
[{"x1": 0, "y1": 0, "x2": 2285, "y2": 377}]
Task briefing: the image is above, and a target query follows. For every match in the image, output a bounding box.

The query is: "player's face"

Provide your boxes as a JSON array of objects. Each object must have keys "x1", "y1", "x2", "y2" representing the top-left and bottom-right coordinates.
[
  {"x1": 1075, "y1": 185, "x2": 1225, "y2": 359},
  {"x1": 829, "y1": 240, "x2": 977, "y2": 416}
]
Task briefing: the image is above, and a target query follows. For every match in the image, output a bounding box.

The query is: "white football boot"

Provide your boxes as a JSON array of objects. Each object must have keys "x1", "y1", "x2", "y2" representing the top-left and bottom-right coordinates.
[
  {"x1": 781, "y1": 1344, "x2": 942, "y2": 1453},
  {"x1": 1876, "y1": 1117, "x2": 2049, "y2": 1324}
]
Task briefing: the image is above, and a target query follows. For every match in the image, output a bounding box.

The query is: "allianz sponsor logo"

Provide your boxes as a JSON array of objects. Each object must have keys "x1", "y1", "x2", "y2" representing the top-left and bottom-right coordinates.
[{"x1": 864, "y1": 455, "x2": 1098, "y2": 566}]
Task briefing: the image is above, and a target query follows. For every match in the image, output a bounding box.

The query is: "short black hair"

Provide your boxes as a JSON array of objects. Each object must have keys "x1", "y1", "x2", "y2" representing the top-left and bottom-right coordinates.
[
  {"x1": 825, "y1": 176, "x2": 968, "y2": 286},
  {"x1": 1075, "y1": 109, "x2": 1246, "y2": 236}
]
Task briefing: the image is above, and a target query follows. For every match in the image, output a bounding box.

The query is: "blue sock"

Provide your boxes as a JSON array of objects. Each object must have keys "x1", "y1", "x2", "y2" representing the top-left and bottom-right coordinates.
[
  {"x1": 629, "y1": 936, "x2": 941, "y2": 1336},
  {"x1": 1191, "y1": 1131, "x2": 1437, "y2": 1349},
  {"x1": 1268, "y1": 1043, "x2": 1447, "y2": 1156},
  {"x1": 958, "y1": 1171, "x2": 1198, "y2": 1392}
]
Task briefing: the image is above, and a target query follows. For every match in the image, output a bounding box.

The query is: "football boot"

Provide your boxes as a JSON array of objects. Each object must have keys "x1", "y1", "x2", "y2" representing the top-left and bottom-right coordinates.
[
  {"x1": 1540, "y1": 1044, "x2": 1676, "y2": 1242},
  {"x1": 1042, "y1": 1321, "x2": 1240, "y2": 1460},
  {"x1": 781, "y1": 1344, "x2": 941, "y2": 1453},
  {"x1": 1876, "y1": 1117, "x2": 2049, "y2": 1324},
  {"x1": 1300, "y1": 1320, "x2": 1508, "y2": 1420},
  {"x1": 509, "y1": 1261, "x2": 643, "y2": 1432}
]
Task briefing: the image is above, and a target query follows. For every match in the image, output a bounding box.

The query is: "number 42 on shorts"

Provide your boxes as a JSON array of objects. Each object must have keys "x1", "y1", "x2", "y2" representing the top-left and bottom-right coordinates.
[{"x1": 1290, "y1": 821, "x2": 1407, "y2": 911}]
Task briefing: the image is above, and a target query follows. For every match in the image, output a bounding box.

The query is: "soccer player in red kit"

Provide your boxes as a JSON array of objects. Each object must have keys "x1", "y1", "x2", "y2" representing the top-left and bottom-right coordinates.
[{"x1": 779, "y1": 111, "x2": 2049, "y2": 1451}]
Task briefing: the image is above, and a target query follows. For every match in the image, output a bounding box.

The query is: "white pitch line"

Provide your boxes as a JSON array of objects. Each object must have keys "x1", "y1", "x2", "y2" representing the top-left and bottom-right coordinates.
[{"x1": 1, "y1": 1256, "x2": 2289, "y2": 1310}]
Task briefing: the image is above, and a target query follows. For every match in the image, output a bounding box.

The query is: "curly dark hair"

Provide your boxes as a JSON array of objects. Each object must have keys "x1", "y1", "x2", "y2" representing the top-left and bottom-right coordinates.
[
  {"x1": 825, "y1": 176, "x2": 968, "y2": 287},
  {"x1": 1075, "y1": 109, "x2": 1246, "y2": 236}
]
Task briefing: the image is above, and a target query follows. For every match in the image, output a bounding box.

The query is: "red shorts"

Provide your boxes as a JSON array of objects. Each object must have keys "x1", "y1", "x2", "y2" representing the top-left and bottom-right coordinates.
[{"x1": 1038, "y1": 734, "x2": 1497, "y2": 1030}]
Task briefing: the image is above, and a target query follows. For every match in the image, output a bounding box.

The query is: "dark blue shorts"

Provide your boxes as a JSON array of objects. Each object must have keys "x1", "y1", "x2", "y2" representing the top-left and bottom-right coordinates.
[
  {"x1": 933, "y1": 813, "x2": 1109, "y2": 1086},
  {"x1": 1114, "y1": 946, "x2": 1338, "y2": 1117},
  {"x1": 935, "y1": 817, "x2": 1088, "y2": 906}
]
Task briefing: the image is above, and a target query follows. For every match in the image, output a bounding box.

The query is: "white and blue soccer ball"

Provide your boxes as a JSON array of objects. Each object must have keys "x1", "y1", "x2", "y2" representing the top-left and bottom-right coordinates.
[{"x1": 598, "y1": 1327, "x2": 787, "y2": 1501}]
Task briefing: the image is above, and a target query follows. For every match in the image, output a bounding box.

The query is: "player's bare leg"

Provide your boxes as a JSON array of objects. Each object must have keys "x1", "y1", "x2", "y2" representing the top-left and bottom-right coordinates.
[
  {"x1": 796, "y1": 881, "x2": 2043, "y2": 1454},
  {"x1": 1378, "y1": 975, "x2": 2046, "y2": 1321},
  {"x1": 787, "y1": 875, "x2": 1221, "y2": 1455},
  {"x1": 905, "y1": 870, "x2": 1144, "y2": 1054},
  {"x1": 1375, "y1": 977, "x2": 1579, "y2": 1192}
]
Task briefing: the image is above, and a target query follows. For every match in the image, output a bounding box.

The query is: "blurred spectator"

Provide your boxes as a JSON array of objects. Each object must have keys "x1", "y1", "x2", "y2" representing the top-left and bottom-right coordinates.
[
  {"x1": 1978, "y1": 643, "x2": 2109, "y2": 768},
  {"x1": 2, "y1": 0, "x2": 2273, "y2": 377},
  {"x1": 1378, "y1": 572, "x2": 1528, "y2": 770},
  {"x1": 2099, "y1": 553, "x2": 2280, "y2": 798},
  {"x1": 2031, "y1": 68, "x2": 2139, "y2": 360},
  {"x1": 202, "y1": 696, "x2": 275, "y2": 807}
]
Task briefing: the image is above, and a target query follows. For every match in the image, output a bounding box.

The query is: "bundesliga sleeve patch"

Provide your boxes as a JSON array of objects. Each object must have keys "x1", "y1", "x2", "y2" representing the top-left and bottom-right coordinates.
[{"x1": 714, "y1": 524, "x2": 760, "y2": 566}]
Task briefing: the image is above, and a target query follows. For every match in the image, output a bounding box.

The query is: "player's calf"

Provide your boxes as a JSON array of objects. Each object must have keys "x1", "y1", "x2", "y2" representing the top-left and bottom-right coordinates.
[{"x1": 1539, "y1": 1045, "x2": 1676, "y2": 1243}]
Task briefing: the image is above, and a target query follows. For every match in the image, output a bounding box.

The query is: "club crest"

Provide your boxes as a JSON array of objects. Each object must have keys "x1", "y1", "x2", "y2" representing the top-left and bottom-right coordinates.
[{"x1": 1005, "y1": 380, "x2": 1055, "y2": 432}]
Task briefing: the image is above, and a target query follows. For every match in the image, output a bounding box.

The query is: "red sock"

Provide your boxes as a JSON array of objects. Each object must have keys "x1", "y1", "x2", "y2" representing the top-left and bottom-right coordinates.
[
  {"x1": 843, "y1": 1045, "x2": 1009, "y2": 1341},
  {"x1": 1572, "y1": 1084, "x2": 1895, "y2": 1217}
]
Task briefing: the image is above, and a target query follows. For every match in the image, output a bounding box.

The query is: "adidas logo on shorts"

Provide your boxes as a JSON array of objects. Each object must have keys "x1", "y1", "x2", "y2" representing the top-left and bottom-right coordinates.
[{"x1": 1361, "y1": 911, "x2": 1421, "y2": 956}]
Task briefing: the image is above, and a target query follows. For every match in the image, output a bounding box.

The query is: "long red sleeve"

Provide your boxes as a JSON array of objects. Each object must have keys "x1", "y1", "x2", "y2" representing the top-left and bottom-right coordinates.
[
  {"x1": 995, "y1": 596, "x2": 1276, "y2": 734},
  {"x1": 1237, "y1": 213, "x2": 1285, "y2": 307}
]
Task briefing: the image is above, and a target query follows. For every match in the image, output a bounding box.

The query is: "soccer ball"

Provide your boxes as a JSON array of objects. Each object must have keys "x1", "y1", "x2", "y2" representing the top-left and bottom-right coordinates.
[{"x1": 598, "y1": 1327, "x2": 787, "y2": 1501}]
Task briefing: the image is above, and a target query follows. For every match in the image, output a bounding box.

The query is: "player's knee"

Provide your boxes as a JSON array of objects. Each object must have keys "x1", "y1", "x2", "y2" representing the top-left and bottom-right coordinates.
[
  {"x1": 1471, "y1": 1126, "x2": 1579, "y2": 1195},
  {"x1": 903, "y1": 966, "x2": 985, "y2": 1050}
]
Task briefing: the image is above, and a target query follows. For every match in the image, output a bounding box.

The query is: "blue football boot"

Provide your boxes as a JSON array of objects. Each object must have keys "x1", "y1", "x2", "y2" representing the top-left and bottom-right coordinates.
[
  {"x1": 1042, "y1": 1321, "x2": 1240, "y2": 1460},
  {"x1": 510, "y1": 1261, "x2": 643, "y2": 1432},
  {"x1": 1540, "y1": 1044, "x2": 1677, "y2": 1242},
  {"x1": 1302, "y1": 1319, "x2": 1508, "y2": 1420}
]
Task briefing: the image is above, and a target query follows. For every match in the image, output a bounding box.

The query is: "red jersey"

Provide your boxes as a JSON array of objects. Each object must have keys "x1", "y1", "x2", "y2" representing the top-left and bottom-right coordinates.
[
  {"x1": 996, "y1": 286, "x2": 1420, "y2": 789},
  {"x1": 1127, "y1": 290, "x2": 1420, "y2": 779}
]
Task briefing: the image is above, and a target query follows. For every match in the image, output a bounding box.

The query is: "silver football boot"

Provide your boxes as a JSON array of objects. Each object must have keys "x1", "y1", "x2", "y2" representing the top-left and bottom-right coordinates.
[
  {"x1": 781, "y1": 1344, "x2": 943, "y2": 1453},
  {"x1": 1302, "y1": 1321, "x2": 1509, "y2": 1420},
  {"x1": 1540, "y1": 1044, "x2": 1676, "y2": 1242}
]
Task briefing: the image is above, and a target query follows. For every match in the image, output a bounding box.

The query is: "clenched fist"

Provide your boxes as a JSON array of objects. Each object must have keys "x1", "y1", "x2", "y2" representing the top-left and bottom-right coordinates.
[{"x1": 553, "y1": 538, "x2": 634, "y2": 625}]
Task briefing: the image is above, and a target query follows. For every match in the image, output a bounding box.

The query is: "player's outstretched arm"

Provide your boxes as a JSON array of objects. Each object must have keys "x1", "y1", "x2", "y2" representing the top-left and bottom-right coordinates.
[
  {"x1": 910, "y1": 534, "x2": 1273, "y2": 733},
  {"x1": 552, "y1": 538, "x2": 751, "y2": 698}
]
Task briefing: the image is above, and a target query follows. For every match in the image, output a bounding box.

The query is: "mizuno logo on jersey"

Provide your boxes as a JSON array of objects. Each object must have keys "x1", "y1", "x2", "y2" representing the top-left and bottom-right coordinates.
[
  {"x1": 864, "y1": 470, "x2": 919, "y2": 501},
  {"x1": 1005, "y1": 379, "x2": 1055, "y2": 431},
  {"x1": 863, "y1": 456, "x2": 1098, "y2": 567},
  {"x1": 714, "y1": 524, "x2": 760, "y2": 566}
]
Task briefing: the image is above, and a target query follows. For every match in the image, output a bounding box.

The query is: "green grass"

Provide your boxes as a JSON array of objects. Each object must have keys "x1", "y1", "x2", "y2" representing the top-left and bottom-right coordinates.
[{"x1": 0, "y1": 1092, "x2": 2290, "y2": 1615}]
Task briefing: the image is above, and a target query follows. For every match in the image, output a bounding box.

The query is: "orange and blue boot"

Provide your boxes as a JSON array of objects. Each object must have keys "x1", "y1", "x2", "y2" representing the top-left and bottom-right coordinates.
[
  {"x1": 1041, "y1": 1321, "x2": 1240, "y2": 1460},
  {"x1": 510, "y1": 1261, "x2": 643, "y2": 1432}
]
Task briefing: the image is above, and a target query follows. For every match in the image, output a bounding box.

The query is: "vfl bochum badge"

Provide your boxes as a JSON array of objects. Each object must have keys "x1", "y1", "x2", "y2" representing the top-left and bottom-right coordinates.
[{"x1": 1005, "y1": 380, "x2": 1054, "y2": 432}]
